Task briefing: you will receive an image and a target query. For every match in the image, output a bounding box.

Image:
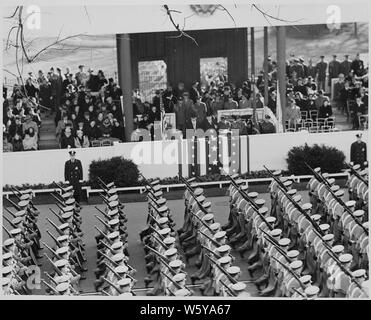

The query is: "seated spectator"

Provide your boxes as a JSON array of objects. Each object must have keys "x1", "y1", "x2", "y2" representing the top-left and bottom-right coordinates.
[
  {"x1": 60, "y1": 126, "x2": 75, "y2": 149},
  {"x1": 315, "y1": 90, "x2": 328, "y2": 109},
  {"x1": 111, "y1": 118, "x2": 125, "y2": 141},
  {"x1": 224, "y1": 95, "x2": 238, "y2": 110},
  {"x1": 286, "y1": 99, "x2": 301, "y2": 129},
  {"x1": 259, "y1": 115, "x2": 276, "y2": 134},
  {"x1": 86, "y1": 119, "x2": 101, "y2": 141},
  {"x1": 56, "y1": 113, "x2": 73, "y2": 142},
  {"x1": 3, "y1": 131, "x2": 13, "y2": 152},
  {"x1": 74, "y1": 129, "x2": 90, "y2": 148},
  {"x1": 238, "y1": 94, "x2": 250, "y2": 109},
  {"x1": 100, "y1": 118, "x2": 112, "y2": 138},
  {"x1": 202, "y1": 111, "x2": 218, "y2": 132},
  {"x1": 318, "y1": 99, "x2": 333, "y2": 118},
  {"x1": 194, "y1": 95, "x2": 207, "y2": 123},
  {"x1": 12, "y1": 133, "x2": 24, "y2": 152},
  {"x1": 23, "y1": 127, "x2": 38, "y2": 151},
  {"x1": 217, "y1": 116, "x2": 230, "y2": 131},
  {"x1": 8, "y1": 116, "x2": 23, "y2": 139},
  {"x1": 22, "y1": 114, "x2": 38, "y2": 136},
  {"x1": 210, "y1": 94, "x2": 224, "y2": 116},
  {"x1": 267, "y1": 91, "x2": 277, "y2": 114},
  {"x1": 351, "y1": 96, "x2": 366, "y2": 130}
]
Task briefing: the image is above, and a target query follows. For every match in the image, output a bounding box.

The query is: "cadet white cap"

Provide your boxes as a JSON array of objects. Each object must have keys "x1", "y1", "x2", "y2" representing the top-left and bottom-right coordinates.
[
  {"x1": 311, "y1": 214, "x2": 321, "y2": 222},
  {"x1": 2, "y1": 277, "x2": 10, "y2": 287},
  {"x1": 3, "y1": 238, "x2": 15, "y2": 247},
  {"x1": 159, "y1": 227, "x2": 171, "y2": 236},
  {"x1": 248, "y1": 192, "x2": 258, "y2": 198},
  {"x1": 266, "y1": 216, "x2": 276, "y2": 224},
  {"x1": 290, "y1": 260, "x2": 303, "y2": 270},
  {"x1": 287, "y1": 250, "x2": 300, "y2": 259},
  {"x1": 214, "y1": 231, "x2": 226, "y2": 240},
  {"x1": 231, "y1": 282, "x2": 246, "y2": 292},
  {"x1": 258, "y1": 207, "x2": 269, "y2": 215},
  {"x1": 57, "y1": 235, "x2": 69, "y2": 242},
  {"x1": 352, "y1": 164, "x2": 361, "y2": 171},
  {"x1": 270, "y1": 229, "x2": 282, "y2": 237},
  {"x1": 287, "y1": 189, "x2": 297, "y2": 196},
  {"x1": 169, "y1": 260, "x2": 183, "y2": 269},
  {"x1": 305, "y1": 285, "x2": 319, "y2": 297},
  {"x1": 255, "y1": 199, "x2": 265, "y2": 206},
  {"x1": 56, "y1": 282, "x2": 69, "y2": 293},
  {"x1": 218, "y1": 256, "x2": 232, "y2": 265},
  {"x1": 61, "y1": 211, "x2": 73, "y2": 219},
  {"x1": 330, "y1": 185, "x2": 340, "y2": 192},
  {"x1": 327, "y1": 178, "x2": 335, "y2": 185},
  {"x1": 112, "y1": 253, "x2": 125, "y2": 263},
  {"x1": 117, "y1": 278, "x2": 131, "y2": 287},
  {"x1": 164, "y1": 248, "x2": 177, "y2": 257},
  {"x1": 164, "y1": 237, "x2": 176, "y2": 245},
  {"x1": 362, "y1": 222, "x2": 369, "y2": 230},
  {"x1": 235, "y1": 179, "x2": 244, "y2": 185},
  {"x1": 18, "y1": 200, "x2": 30, "y2": 208},
  {"x1": 335, "y1": 190, "x2": 344, "y2": 197},
  {"x1": 302, "y1": 203, "x2": 312, "y2": 211},
  {"x1": 194, "y1": 188, "x2": 204, "y2": 196},
  {"x1": 115, "y1": 265, "x2": 129, "y2": 274},
  {"x1": 108, "y1": 188, "x2": 118, "y2": 195},
  {"x1": 111, "y1": 241, "x2": 124, "y2": 250},
  {"x1": 360, "y1": 170, "x2": 367, "y2": 176},
  {"x1": 108, "y1": 200, "x2": 119, "y2": 208},
  {"x1": 2, "y1": 266, "x2": 12, "y2": 276},
  {"x1": 154, "y1": 191, "x2": 163, "y2": 198},
  {"x1": 108, "y1": 194, "x2": 118, "y2": 202},
  {"x1": 54, "y1": 275, "x2": 70, "y2": 284},
  {"x1": 331, "y1": 245, "x2": 344, "y2": 254},
  {"x1": 202, "y1": 201, "x2": 212, "y2": 209},
  {"x1": 210, "y1": 222, "x2": 221, "y2": 231},
  {"x1": 3, "y1": 252, "x2": 13, "y2": 261},
  {"x1": 319, "y1": 224, "x2": 330, "y2": 232},
  {"x1": 173, "y1": 273, "x2": 186, "y2": 282},
  {"x1": 61, "y1": 192, "x2": 73, "y2": 199},
  {"x1": 152, "y1": 184, "x2": 162, "y2": 192},
  {"x1": 339, "y1": 253, "x2": 352, "y2": 263},
  {"x1": 11, "y1": 217, "x2": 23, "y2": 225},
  {"x1": 58, "y1": 223, "x2": 70, "y2": 231},
  {"x1": 15, "y1": 210, "x2": 26, "y2": 217},
  {"x1": 108, "y1": 218, "x2": 120, "y2": 226},
  {"x1": 273, "y1": 170, "x2": 282, "y2": 176},
  {"x1": 227, "y1": 266, "x2": 240, "y2": 275},
  {"x1": 293, "y1": 195, "x2": 302, "y2": 202},
  {"x1": 278, "y1": 238, "x2": 290, "y2": 247},
  {"x1": 108, "y1": 231, "x2": 120, "y2": 240},
  {"x1": 108, "y1": 209, "x2": 119, "y2": 217},
  {"x1": 300, "y1": 275, "x2": 312, "y2": 284},
  {"x1": 158, "y1": 205, "x2": 168, "y2": 214},
  {"x1": 354, "y1": 210, "x2": 365, "y2": 218},
  {"x1": 352, "y1": 269, "x2": 366, "y2": 278},
  {"x1": 322, "y1": 173, "x2": 330, "y2": 178},
  {"x1": 157, "y1": 217, "x2": 169, "y2": 225},
  {"x1": 10, "y1": 228, "x2": 22, "y2": 236},
  {"x1": 56, "y1": 246, "x2": 69, "y2": 255},
  {"x1": 65, "y1": 198, "x2": 75, "y2": 205},
  {"x1": 20, "y1": 194, "x2": 30, "y2": 201},
  {"x1": 196, "y1": 195, "x2": 205, "y2": 203},
  {"x1": 55, "y1": 259, "x2": 68, "y2": 268},
  {"x1": 240, "y1": 185, "x2": 248, "y2": 191},
  {"x1": 345, "y1": 200, "x2": 356, "y2": 207},
  {"x1": 216, "y1": 245, "x2": 231, "y2": 254},
  {"x1": 156, "y1": 198, "x2": 167, "y2": 206},
  {"x1": 150, "y1": 179, "x2": 160, "y2": 186},
  {"x1": 314, "y1": 167, "x2": 321, "y2": 173},
  {"x1": 323, "y1": 234, "x2": 334, "y2": 242},
  {"x1": 283, "y1": 180, "x2": 293, "y2": 187},
  {"x1": 202, "y1": 213, "x2": 214, "y2": 222}
]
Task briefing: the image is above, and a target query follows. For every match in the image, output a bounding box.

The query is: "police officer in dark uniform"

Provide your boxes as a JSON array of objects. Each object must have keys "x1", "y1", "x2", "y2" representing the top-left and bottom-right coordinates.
[
  {"x1": 351, "y1": 133, "x2": 367, "y2": 168},
  {"x1": 64, "y1": 150, "x2": 83, "y2": 203}
]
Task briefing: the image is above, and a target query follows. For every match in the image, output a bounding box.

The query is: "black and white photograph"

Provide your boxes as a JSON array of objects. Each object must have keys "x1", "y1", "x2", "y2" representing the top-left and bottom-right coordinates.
[{"x1": 1, "y1": 0, "x2": 370, "y2": 302}]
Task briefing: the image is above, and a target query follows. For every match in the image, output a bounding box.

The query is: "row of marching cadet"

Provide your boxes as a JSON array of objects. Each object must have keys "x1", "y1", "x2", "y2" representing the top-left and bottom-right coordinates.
[
  {"x1": 2, "y1": 179, "x2": 137, "y2": 296},
  {"x1": 139, "y1": 176, "x2": 250, "y2": 297}
]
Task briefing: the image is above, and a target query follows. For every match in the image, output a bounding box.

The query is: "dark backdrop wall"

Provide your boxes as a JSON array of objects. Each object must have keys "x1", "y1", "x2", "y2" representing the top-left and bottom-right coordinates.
[{"x1": 118, "y1": 28, "x2": 248, "y2": 90}]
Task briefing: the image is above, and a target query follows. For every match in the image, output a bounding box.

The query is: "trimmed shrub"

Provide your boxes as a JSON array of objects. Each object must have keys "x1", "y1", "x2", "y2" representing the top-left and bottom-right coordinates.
[
  {"x1": 89, "y1": 157, "x2": 140, "y2": 188},
  {"x1": 286, "y1": 143, "x2": 345, "y2": 175}
]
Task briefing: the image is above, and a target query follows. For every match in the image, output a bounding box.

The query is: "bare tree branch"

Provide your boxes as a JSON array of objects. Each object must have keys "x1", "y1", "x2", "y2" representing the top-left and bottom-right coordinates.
[
  {"x1": 163, "y1": 5, "x2": 198, "y2": 46},
  {"x1": 4, "y1": 6, "x2": 20, "y2": 19},
  {"x1": 216, "y1": 5, "x2": 236, "y2": 28}
]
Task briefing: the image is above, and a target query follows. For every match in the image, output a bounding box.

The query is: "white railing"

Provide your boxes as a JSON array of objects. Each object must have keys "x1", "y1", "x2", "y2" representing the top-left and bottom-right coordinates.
[{"x1": 3, "y1": 172, "x2": 350, "y2": 199}]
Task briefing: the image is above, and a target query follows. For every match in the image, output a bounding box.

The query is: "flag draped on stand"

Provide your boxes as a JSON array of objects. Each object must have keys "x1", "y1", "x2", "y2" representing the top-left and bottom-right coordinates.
[{"x1": 276, "y1": 80, "x2": 284, "y2": 133}]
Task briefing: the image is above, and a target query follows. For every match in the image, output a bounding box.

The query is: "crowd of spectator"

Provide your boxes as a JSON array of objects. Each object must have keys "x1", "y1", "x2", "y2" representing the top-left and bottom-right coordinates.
[
  {"x1": 2, "y1": 52, "x2": 368, "y2": 152},
  {"x1": 3, "y1": 65, "x2": 125, "y2": 152}
]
